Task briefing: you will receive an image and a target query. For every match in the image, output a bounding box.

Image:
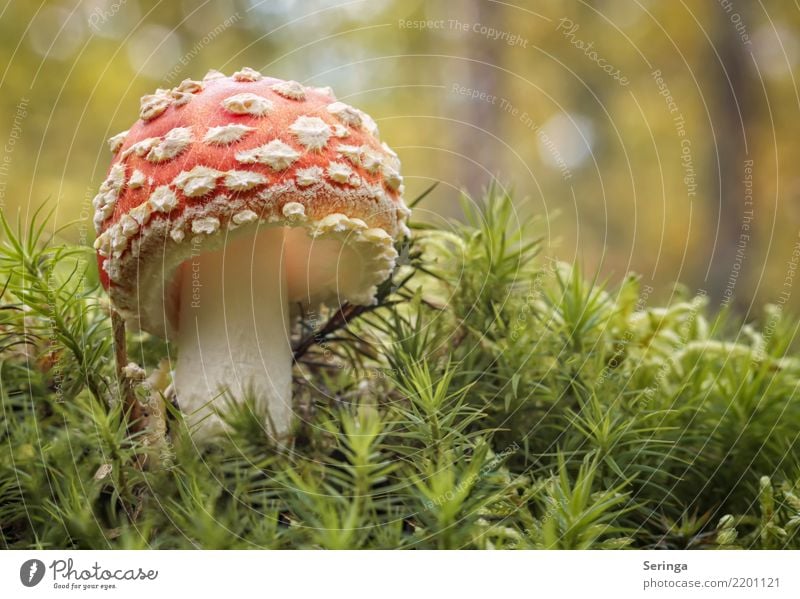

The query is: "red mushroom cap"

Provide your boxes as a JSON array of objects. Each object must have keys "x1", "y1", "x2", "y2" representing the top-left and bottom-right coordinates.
[{"x1": 93, "y1": 68, "x2": 409, "y2": 336}]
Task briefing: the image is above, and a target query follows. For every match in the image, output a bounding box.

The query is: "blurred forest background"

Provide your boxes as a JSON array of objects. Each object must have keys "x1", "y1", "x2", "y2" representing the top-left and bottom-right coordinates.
[{"x1": 0, "y1": 0, "x2": 798, "y2": 314}]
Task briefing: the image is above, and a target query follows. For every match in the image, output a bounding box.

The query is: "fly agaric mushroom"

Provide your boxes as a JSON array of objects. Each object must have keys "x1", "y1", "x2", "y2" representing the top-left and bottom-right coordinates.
[{"x1": 93, "y1": 68, "x2": 410, "y2": 440}]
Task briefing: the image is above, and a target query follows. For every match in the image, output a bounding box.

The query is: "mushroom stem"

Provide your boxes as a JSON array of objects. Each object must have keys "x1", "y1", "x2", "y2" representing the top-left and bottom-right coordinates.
[{"x1": 174, "y1": 226, "x2": 292, "y2": 440}]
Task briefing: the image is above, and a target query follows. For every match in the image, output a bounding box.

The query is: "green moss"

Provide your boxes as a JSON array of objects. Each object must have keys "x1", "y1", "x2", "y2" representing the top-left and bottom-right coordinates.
[{"x1": 1, "y1": 189, "x2": 799, "y2": 549}]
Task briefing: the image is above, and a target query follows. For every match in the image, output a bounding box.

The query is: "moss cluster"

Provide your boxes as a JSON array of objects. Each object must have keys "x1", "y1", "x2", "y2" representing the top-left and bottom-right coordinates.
[{"x1": 1, "y1": 190, "x2": 799, "y2": 549}]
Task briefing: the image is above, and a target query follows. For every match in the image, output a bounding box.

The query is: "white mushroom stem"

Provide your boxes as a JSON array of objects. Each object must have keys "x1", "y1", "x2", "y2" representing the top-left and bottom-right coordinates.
[{"x1": 174, "y1": 226, "x2": 292, "y2": 440}]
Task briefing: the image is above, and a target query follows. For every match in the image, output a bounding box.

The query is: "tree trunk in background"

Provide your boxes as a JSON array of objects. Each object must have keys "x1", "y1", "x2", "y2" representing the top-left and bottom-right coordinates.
[
  {"x1": 706, "y1": 4, "x2": 755, "y2": 310},
  {"x1": 457, "y1": 0, "x2": 504, "y2": 198}
]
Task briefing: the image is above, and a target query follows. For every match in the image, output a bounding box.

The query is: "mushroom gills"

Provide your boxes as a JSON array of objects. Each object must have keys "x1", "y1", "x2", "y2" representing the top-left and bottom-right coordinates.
[
  {"x1": 174, "y1": 226, "x2": 292, "y2": 439},
  {"x1": 283, "y1": 227, "x2": 368, "y2": 306}
]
